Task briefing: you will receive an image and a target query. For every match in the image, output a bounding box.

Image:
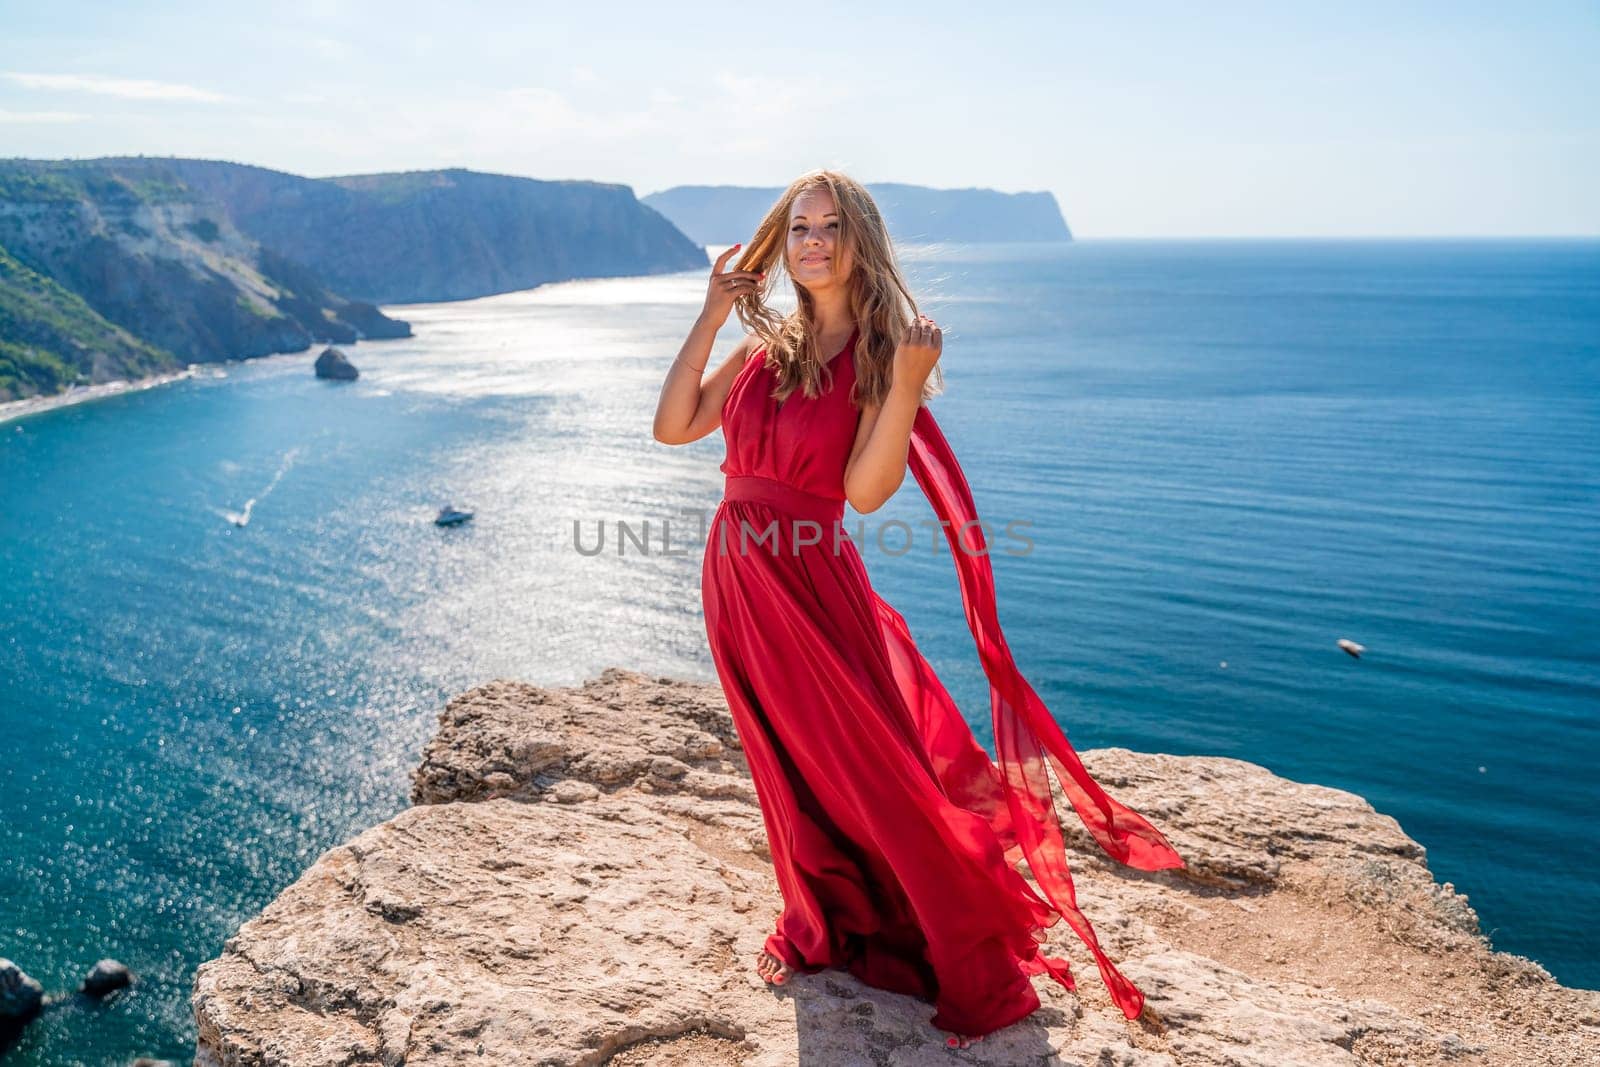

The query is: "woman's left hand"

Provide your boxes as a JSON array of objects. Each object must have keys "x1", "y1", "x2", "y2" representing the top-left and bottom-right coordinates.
[{"x1": 894, "y1": 315, "x2": 942, "y2": 393}]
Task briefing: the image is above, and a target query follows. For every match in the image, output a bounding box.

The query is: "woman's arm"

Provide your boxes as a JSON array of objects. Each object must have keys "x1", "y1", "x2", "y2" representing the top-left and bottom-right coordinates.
[
  {"x1": 843, "y1": 317, "x2": 943, "y2": 513},
  {"x1": 653, "y1": 244, "x2": 763, "y2": 445},
  {"x1": 653, "y1": 327, "x2": 757, "y2": 445}
]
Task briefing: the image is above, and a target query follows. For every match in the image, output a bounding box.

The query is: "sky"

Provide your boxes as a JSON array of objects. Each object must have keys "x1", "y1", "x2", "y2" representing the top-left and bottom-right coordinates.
[{"x1": 1, "y1": 1, "x2": 1596, "y2": 238}]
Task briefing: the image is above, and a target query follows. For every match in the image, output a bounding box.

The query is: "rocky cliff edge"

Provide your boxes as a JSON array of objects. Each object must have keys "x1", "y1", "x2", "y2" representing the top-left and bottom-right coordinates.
[{"x1": 191, "y1": 669, "x2": 1600, "y2": 1066}]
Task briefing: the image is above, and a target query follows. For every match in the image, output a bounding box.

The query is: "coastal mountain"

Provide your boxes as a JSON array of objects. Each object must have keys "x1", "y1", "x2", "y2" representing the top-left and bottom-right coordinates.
[
  {"x1": 115, "y1": 158, "x2": 711, "y2": 304},
  {"x1": 191, "y1": 669, "x2": 1598, "y2": 1065},
  {"x1": 0, "y1": 157, "x2": 711, "y2": 403},
  {"x1": 0, "y1": 160, "x2": 411, "y2": 402},
  {"x1": 642, "y1": 182, "x2": 1074, "y2": 245}
]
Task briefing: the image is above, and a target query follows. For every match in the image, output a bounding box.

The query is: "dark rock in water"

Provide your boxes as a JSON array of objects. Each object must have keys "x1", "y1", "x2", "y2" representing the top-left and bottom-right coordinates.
[
  {"x1": 0, "y1": 958, "x2": 43, "y2": 1023},
  {"x1": 314, "y1": 346, "x2": 359, "y2": 381},
  {"x1": 81, "y1": 958, "x2": 132, "y2": 997}
]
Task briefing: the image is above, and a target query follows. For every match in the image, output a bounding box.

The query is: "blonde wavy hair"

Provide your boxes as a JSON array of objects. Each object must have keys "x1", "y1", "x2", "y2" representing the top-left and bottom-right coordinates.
[{"x1": 730, "y1": 169, "x2": 943, "y2": 409}]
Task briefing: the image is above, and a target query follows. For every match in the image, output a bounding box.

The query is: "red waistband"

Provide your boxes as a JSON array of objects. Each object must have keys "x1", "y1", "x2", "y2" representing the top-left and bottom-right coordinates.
[{"x1": 722, "y1": 474, "x2": 846, "y2": 525}]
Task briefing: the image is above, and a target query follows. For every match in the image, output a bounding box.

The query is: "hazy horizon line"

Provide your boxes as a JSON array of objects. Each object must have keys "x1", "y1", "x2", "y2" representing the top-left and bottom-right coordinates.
[{"x1": 3, "y1": 153, "x2": 1594, "y2": 241}]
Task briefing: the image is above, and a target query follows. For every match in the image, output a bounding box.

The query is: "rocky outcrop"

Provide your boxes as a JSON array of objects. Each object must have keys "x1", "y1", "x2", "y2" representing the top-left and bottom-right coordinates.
[
  {"x1": 0, "y1": 955, "x2": 135, "y2": 1050},
  {"x1": 313, "y1": 346, "x2": 358, "y2": 381},
  {"x1": 80, "y1": 958, "x2": 132, "y2": 998},
  {"x1": 191, "y1": 669, "x2": 1600, "y2": 1066},
  {"x1": 642, "y1": 183, "x2": 1074, "y2": 246},
  {"x1": 0, "y1": 959, "x2": 43, "y2": 1028}
]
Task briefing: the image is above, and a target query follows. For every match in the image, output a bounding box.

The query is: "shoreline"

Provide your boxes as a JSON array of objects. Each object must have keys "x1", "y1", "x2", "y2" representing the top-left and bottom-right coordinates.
[
  {"x1": 0, "y1": 366, "x2": 203, "y2": 426},
  {"x1": 0, "y1": 329, "x2": 417, "y2": 429}
]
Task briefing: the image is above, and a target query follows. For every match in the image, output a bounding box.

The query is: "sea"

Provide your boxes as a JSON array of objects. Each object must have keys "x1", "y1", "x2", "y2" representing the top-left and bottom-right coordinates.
[{"x1": 1, "y1": 238, "x2": 1596, "y2": 1064}]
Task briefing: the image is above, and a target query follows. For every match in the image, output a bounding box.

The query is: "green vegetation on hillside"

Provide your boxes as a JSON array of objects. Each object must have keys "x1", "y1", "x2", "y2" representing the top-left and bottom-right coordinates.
[
  {"x1": 0, "y1": 169, "x2": 81, "y2": 204},
  {"x1": 186, "y1": 217, "x2": 221, "y2": 243},
  {"x1": 328, "y1": 169, "x2": 462, "y2": 205},
  {"x1": 0, "y1": 240, "x2": 178, "y2": 401},
  {"x1": 0, "y1": 338, "x2": 78, "y2": 399},
  {"x1": 0, "y1": 163, "x2": 195, "y2": 208}
]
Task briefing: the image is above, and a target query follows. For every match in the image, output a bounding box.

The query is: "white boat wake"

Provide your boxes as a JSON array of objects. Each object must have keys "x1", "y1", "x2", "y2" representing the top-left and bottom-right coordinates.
[{"x1": 216, "y1": 446, "x2": 303, "y2": 527}]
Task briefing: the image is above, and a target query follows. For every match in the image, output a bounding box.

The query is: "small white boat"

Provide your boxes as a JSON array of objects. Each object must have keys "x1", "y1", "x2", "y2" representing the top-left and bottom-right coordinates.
[{"x1": 435, "y1": 505, "x2": 474, "y2": 527}]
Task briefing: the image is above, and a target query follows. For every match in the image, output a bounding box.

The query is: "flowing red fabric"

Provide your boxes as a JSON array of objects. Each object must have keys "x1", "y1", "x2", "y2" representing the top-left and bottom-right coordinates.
[
  {"x1": 701, "y1": 329, "x2": 1186, "y2": 1036},
  {"x1": 904, "y1": 402, "x2": 1189, "y2": 1019}
]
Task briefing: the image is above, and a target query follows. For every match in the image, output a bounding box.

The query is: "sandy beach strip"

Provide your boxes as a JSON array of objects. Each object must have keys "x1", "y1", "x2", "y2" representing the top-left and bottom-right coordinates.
[{"x1": 0, "y1": 366, "x2": 204, "y2": 426}]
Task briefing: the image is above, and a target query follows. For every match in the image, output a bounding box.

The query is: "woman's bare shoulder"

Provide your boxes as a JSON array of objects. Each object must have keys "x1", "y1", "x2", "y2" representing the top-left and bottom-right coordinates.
[{"x1": 733, "y1": 331, "x2": 765, "y2": 365}]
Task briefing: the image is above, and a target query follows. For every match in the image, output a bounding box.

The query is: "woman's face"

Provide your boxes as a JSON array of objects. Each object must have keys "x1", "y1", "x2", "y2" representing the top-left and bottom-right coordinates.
[{"x1": 786, "y1": 187, "x2": 853, "y2": 291}]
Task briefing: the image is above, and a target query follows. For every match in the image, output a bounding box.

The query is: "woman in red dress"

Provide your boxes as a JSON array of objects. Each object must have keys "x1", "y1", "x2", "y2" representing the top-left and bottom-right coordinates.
[{"x1": 652, "y1": 170, "x2": 1186, "y2": 1048}]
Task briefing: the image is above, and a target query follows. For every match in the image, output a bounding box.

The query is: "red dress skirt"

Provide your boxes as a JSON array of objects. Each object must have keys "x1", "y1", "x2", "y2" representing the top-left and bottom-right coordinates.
[{"x1": 700, "y1": 327, "x2": 1186, "y2": 1037}]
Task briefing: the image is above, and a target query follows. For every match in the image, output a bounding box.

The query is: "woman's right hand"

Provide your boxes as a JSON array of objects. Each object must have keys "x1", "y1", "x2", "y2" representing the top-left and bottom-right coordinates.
[
  {"x1": 702, "y1": 243, "x2": 764, "y2": 326},
  {"x1": 892, "y1": 315, "x2": 943, "y2": 399}
]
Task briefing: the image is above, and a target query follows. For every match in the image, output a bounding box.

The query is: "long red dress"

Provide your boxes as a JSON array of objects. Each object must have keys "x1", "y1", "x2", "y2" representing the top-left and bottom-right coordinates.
[{"x1": 700, "y1": 325, "x2": 1186, "y2": 1038}]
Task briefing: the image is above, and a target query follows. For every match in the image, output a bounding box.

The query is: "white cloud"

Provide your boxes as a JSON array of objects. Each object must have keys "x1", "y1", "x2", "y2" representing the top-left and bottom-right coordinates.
[
  {"x1": 0, "y1": 107, "x2": 91, "y2": 123},
  {"x1": 2, "y1": 71, "x2": 235, "y2": 103}
]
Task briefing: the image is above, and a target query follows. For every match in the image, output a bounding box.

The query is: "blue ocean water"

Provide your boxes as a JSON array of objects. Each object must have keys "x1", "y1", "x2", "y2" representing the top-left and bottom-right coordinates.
[{"x1": 1, "y1": 239, "x2": 1596, "y2": 1064}]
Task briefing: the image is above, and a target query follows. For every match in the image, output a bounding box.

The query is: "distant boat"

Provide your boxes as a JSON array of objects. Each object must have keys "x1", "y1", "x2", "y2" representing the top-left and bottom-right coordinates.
[
  {"x1": 1337, "y1": 638, "x2": 1365, "y2": 659},
  {"x1": 435, "y1": 505, "x2": 474, "y2": 527}
]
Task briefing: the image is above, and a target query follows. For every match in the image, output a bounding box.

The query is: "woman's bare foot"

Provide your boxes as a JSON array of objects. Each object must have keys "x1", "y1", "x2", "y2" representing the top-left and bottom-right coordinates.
[
  {"x1": 944, "y1": 1032, "x2": 987, "y2": 1049},
  {"x1": 755, "y1": 948, "x2": 794, "y2": 985}
]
